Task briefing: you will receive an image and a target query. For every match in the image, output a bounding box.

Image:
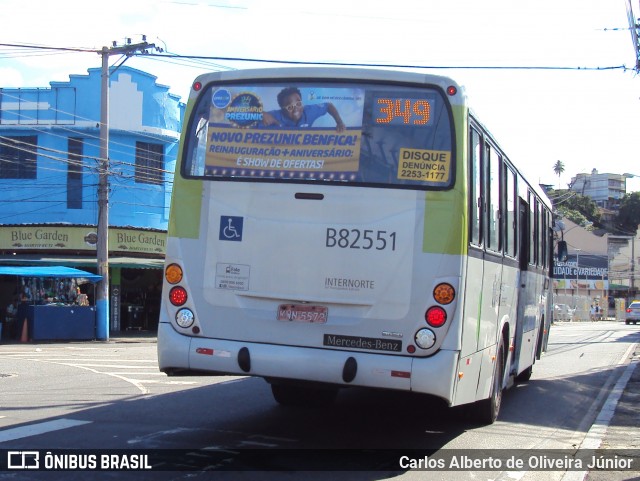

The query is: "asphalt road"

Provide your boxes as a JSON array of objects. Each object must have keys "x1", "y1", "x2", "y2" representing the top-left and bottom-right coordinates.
[{"x1": 0, "y1": 321, "x2": 638, "y2": 481}]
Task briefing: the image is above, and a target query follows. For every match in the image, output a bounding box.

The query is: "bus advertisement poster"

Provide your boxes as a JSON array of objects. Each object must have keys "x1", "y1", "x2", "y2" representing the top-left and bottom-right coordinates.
[{"x1": 204, "y1": 85, "x2": 365, "y2": 174}]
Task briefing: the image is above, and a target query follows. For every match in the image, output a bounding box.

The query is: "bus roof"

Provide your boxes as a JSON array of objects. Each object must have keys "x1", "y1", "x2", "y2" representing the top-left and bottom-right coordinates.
[{"x1": 191, "y1": 66, "x2": 466, "y2": 104}]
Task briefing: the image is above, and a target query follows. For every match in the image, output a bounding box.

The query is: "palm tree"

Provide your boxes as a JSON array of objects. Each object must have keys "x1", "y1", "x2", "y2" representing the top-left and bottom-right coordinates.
[{"x1": 553, "y1": 160, "x2": 565, "y2": 188}]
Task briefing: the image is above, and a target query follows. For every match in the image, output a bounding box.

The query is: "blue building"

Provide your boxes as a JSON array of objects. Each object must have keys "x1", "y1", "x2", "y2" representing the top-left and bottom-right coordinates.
[{"x1": 0, "y1": 66, "x2": 184, "y2": 334}]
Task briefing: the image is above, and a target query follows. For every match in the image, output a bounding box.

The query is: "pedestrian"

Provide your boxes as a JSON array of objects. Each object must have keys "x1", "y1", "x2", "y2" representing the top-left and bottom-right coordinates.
[
  {"x1": 589, "y1": 305, "x2": 596, "y2": 322},
  {"x1": 3, "y1": 300, "x2": 17, "y2": 340}
]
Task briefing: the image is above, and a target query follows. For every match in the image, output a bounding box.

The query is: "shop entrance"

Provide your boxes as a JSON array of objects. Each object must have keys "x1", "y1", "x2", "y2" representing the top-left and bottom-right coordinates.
[{"x1": 119, "y1": 268, "x2": 162, "y2": 332}]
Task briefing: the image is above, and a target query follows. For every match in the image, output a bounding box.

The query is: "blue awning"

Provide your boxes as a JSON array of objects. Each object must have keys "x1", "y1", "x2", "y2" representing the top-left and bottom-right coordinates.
[{"x1": 0, "y1": 266, "x2": 102, "y2": 284}]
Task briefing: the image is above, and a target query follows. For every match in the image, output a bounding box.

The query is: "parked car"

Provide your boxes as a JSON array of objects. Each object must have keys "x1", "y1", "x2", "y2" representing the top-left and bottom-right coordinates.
[
  {"x1": 554, "y1": 304, "x2": 575, "y2": 321},
  {"x1": 625, "y1": 301, "x2": 640, "y2": 325}
]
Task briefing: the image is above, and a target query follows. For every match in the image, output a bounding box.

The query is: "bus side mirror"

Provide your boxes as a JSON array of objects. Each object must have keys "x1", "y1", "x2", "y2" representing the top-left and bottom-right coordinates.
[{"x1": 557, "y1": 240, "x2": 568, "y2": 262}]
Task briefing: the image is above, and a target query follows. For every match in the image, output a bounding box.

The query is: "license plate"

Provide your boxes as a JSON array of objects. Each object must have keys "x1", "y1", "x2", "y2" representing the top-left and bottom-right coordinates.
[{"x1": 277, "y1": 304, "x2": 328, "y2": 323}]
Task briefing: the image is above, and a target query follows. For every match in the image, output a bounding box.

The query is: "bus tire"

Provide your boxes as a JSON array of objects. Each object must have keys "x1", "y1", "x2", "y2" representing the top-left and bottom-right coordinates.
[
  {"x1": 515, "y1": 366, "x2": 533, "y2": 383},
  {"x1": 472, "y1": 343, "x2": 504, "y2": 425},
  {"x1": 271, "y1": 383, "x2": 338, "y2": 407}
]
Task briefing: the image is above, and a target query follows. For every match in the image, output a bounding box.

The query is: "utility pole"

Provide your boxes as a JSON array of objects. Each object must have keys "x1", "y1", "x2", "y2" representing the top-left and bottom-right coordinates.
[
  {"x1": 97, "y1": 46, "x2": 109, "y2": 341},
  {"x1": 625, "y1": 0, "x2": 640, "y2": 71},
  {"x1": 631, "y1": 235, "x2": 636, "y2": 300},
  {"x1": 96, "y1": 37, "x2": 158, "y2": 341}
]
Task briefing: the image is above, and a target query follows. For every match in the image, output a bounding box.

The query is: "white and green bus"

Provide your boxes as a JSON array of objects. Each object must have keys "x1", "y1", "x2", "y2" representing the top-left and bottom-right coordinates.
[{"x1": 158, "y1": 67, "x2": 554, "y2": 424}]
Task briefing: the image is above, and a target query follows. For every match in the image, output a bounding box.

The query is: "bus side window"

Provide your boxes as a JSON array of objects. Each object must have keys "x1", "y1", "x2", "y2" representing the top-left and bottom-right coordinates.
[
  {"x1": 528, "y1": 192, "x2": 537, "y2": 266},
  {"x1": 504, "y1": 165, "x2": 517, "y2": 257},
  {"x1": 469, "y1": 127, "x2": 482, "y2": 246},
  {"x1": 534, "y1": 199, "x2": 541, "y2": 266},
  {"x1": 486, "y1": 142, "x2": 501, "y2": 253},
  {"x1": 541, "y1": 209, "x2": 548, "y2": 268}
]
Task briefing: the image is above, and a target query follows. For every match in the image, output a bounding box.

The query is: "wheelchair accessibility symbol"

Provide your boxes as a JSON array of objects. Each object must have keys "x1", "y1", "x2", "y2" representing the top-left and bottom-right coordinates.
[{"x1": 219, "y1": 216, "x2": 243, "y2": 241}]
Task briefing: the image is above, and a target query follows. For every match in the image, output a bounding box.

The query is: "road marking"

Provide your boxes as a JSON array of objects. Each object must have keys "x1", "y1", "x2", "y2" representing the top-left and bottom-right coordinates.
[
  {"x1": 2, "y1": 356, "x2": 219, "y2": 393},
  {"x1": 0, "y1": 419, "x2": 91, "y2": 443},
  {"x1": 14, "y1": 359, "x2": 152, "y2": 395},
  {"x1": 110, "y1": 372, "x2": 166, "y2": 376},
  {"x1": 67, "y1": 364, "x2": 158, "y2": 369},
  {"x1": 129, "y1": 379, "x2": 198, "y2": 384},
  {"x1": 127, "y1": 427, "x2": 197, "y2": 445}
]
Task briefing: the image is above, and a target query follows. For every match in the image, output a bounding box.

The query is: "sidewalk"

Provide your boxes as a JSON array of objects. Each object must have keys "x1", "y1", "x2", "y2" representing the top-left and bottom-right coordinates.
[
  {"x1": 0, "y1": 329, "x2": 158, "y2": 345},
  {"x1": 584, "y1": 346, "x2": 640, "y2": 480},
  {"x1": 107, "y1": 329, "x2": 158, "y2": 343}
]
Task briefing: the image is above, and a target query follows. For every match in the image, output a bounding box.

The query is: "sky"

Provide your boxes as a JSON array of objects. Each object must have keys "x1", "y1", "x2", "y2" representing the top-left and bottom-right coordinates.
[{"x1": 2, "y1": 0, "x2": 640, "y2": 192}]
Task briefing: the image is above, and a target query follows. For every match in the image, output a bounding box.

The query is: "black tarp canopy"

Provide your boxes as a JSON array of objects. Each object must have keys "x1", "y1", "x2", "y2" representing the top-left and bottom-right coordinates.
[{"x1": 0, "y1": 266, "x2": 102, "y2": 284}]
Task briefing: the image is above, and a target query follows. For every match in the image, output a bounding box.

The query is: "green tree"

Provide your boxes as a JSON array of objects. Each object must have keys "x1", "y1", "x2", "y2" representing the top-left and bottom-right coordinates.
[
  {"x1": 549, "y1": 189, "x2": 601, "y2": 227},
  {"x1": 615, "y1": 192, "x2": 640, "y2": 233},
  {"x1": 553, "y1": 160, "x2": 565, "y2": 188}
]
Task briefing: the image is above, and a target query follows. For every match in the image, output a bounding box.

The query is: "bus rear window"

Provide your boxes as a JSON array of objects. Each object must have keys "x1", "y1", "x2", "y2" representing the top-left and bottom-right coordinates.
[{"x1": 183, "y1": 81, "x2": 454, "y2": 189}]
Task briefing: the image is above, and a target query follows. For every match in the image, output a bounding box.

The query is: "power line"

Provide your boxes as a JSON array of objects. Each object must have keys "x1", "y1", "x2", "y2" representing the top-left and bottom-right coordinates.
[
  {"x1": 139, "y1": 51, "x2": 629, "y2": 72},
  {"x1": 0, "y1": 42, "x2": 97, "y2": 53},
  {"x1": 0, "y1": 42, "x2": 629, "y2": 72}
]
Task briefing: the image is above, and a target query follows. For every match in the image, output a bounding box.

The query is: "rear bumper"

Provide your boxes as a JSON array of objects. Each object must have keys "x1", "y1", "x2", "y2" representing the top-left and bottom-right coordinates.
[{"x1": 157, "y1": 322, "x2": 458, "y2": 404}]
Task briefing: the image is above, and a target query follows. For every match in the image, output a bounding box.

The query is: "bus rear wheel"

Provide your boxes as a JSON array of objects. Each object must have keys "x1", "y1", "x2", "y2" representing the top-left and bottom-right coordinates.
[
  {"x1": 515, "y1": 366, "x2": 533, "y2": 383},
  {"x1": 472, "y1": 343, "x2": 504, "y2": 425},
  {"x1": 271, "y1": 383, "x2": 338, "y2": 407}
]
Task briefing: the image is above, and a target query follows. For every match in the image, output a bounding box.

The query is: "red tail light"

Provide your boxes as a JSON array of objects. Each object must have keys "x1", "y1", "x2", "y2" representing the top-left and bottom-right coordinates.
[
  {"x1": 169, "y1": 286, "x2": 188, "y2": 306},
  {"x1": 425, "y1": 306, "x2": 447, "y2": 327}
]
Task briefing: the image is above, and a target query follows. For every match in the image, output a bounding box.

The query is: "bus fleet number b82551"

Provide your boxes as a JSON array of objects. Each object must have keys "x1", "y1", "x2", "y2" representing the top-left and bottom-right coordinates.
[{"x1": 325, "y1": 228, "x2": 397, "y2": 251}]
